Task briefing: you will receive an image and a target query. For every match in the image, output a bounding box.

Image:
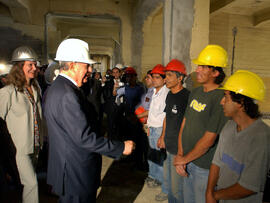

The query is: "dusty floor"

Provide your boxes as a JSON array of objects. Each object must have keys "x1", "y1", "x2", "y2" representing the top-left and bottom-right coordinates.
[{"x1": 39, "y1": 156, "x2": 167, "y2": 203}]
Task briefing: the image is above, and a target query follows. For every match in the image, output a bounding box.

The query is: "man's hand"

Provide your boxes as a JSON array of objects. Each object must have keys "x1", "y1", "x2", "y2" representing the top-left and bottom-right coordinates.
[
  {"x1": 157, "y1": 136, "x2": 165, "y2": 149},
  {"x1": 123, "y1": 140, "x2": 135, "y2": 155},
  {"x1": 102, "y1": 76, "x2": 107, "y2": 83},
  {"x1": 174, "y1": 155, "x2": 188, "y2": 176},
  {"x1": 206, "y1": 191, "x2": 217, "y2": 203},
  {"x1": 175, "y1": 164, "x2": 188, "y2": 177}
]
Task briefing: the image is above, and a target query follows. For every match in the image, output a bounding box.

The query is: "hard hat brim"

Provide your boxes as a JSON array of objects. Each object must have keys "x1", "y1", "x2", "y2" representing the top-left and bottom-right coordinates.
[
  {"x1": 192, "y1": 59, "x2": 227, "y2": 68},
  {"x1": 54, "y1": 58, "x2": 97, "y2": 65},
  {"x1": 88, "y1": 59, "x2": 97, "y2": 64},
  {"x1": 192, "y1": 59, "x2": 206, "y2": 66},
  {"x1": 218, "y1": 86, "x2": 264, "y2": 102}
]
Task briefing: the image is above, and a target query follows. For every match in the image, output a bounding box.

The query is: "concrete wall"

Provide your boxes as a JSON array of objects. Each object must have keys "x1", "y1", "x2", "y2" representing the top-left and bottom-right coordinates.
[
  {"x1": 210, "y1": 12, "x2": 270, "y2": 112},
  {"x1": 0, "y1": 0, "x2": 135, "y2": 67},
  {"x1": 190, "y1": 0, "x2": 209, "y2": 72},
  {"x1": 141, "y1": 6, "x2": 163, "y2": 78},
  {"x1": 44, "y1": 0, "x2": 134, "y2": 66},
  {"x1": 131, "y1": 0, "x2": 163, "y2": 79}
]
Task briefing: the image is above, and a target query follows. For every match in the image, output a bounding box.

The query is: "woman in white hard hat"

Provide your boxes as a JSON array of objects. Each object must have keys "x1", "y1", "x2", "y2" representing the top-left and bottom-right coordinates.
[{"x1": 0, "y1": 46, "x2": 44, "y2": 203}]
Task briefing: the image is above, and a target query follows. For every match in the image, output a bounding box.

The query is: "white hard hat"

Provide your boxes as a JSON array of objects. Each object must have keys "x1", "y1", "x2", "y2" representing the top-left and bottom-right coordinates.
[
  {"x1": 0, "y1": 64, "x2": 12, "y2": 76},
  {"x1": 115, "y1": 63, "x2": 123, "y2": 69},
  {"x1": 55, "y1": 38, "x2": 96, "y2": 64}
]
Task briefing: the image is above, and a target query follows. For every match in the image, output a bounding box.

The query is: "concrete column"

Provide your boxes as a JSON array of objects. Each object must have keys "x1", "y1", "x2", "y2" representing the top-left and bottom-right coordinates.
[
  {"x1": 163, "y1": 0, "x2": 210, "y2": 74},
  {"x1": 163, "y1": 0, "x2": 194, "y2": 73}
]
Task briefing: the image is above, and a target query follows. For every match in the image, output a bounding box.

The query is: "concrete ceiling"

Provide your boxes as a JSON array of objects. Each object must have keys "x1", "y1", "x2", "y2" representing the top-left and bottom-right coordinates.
[
  {"x1": 210, "y1": 0, "x2": 270, "y2": 26},
  {"x1": 0, "y1": 0, "x2": 31, "y2": 24},
  {"x1": 2, "y1": 0, "x2": 270, "y2": 27}
]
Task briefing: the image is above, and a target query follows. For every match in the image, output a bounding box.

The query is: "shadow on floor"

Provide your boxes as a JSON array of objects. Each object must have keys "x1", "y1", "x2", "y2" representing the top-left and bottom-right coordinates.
[
  {"x1": 97, "y1": 160, "x2": 147, "y2": 203},
  {"x1": 38, "y1": 160, "x2": 147, "y2": 203}
]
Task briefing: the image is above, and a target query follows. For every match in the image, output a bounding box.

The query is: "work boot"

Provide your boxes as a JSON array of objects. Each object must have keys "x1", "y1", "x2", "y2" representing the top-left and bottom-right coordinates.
[{"x1": 155, "y1": 192, "x2": 168, "y2": 201}]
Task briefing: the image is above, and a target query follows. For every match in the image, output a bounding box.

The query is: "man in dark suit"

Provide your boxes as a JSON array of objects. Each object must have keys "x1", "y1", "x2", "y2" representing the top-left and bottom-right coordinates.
[
  {"x1": 102, "y1": 66, "x2": 122, "y2": 140},
  {"x1": 44, "y1": 38, "x2": 135, "y2": 203}
]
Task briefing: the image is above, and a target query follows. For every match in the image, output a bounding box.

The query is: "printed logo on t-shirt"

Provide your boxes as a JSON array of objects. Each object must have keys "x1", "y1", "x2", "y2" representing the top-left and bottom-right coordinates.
[
  {"x1": 171, "y1": 105, "x2": 177, "y2": 114},
  {"x1": 190, "y1": 99, "x2": 206, "y2": 112}
]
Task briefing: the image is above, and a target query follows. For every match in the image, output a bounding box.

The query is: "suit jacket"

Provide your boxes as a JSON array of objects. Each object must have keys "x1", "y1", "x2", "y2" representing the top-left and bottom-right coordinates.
[
  {"x1": 44, "y1": 75, "x2": 124, "y2": 198},
  {"x1": 0, "y1": 117, "x2": 22, "y2": 199},
  {"x1": 0, "y1": 82, "x2": 44, "y2": 155}
]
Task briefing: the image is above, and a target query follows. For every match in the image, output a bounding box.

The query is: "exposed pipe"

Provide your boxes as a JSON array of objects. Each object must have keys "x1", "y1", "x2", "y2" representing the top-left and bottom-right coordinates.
[{"x1": 231, "y1": 26, "x2": 237, "y2": 75}]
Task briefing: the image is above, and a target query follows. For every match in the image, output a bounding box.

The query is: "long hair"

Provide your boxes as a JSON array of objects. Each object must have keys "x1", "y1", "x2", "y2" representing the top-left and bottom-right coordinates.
[
  {"x1": 210, "y1": 66, "x2": 226, "y2": 85},
  {"x1": 6, "y1": 62, "x2": 39, "y2": 92},
  {"x1": 230, "y1": 91, "x2": 261, "y2": 119}
]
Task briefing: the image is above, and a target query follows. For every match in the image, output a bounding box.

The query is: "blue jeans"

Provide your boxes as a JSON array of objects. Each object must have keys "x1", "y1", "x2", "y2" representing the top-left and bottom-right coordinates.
[
  {"x1": 163, "y1": 152, "x2": 184, "y2": 203},
  {"x1": 148, "y1": 127, "x2": 167, "y2": 193},
  {"x1": 183, "y1": 162, "x2": 209, "y2": 203}
]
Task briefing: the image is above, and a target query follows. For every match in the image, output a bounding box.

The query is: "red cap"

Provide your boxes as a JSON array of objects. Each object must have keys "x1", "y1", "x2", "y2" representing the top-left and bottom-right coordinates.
[
  {"x1": 151, "y1": 64, "x2": 165, "y2": 75},
  {"x1": 125, "y1": 67, "x2": 137, "y2": 75},
  {"x1": 165, "y1": 59, "x2": 187, "y2": 75}
]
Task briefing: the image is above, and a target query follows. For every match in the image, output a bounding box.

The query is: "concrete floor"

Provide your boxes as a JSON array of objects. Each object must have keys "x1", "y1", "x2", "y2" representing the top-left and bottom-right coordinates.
[
  {"x1": 39, "y1": 156, "x2": 168, "y2": 203},
  {"x1": 97, "y1": 156, "x2": 167, "y2": 203}
]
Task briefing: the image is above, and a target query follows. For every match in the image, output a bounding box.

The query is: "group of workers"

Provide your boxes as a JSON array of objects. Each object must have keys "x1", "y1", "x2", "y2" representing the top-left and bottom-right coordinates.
[
  {"x1": 139, "y1": 45, "x2": 269, "y2": 203},
  {"x1": 0, "y1": 37, "x2": 269, "y2": 203}
]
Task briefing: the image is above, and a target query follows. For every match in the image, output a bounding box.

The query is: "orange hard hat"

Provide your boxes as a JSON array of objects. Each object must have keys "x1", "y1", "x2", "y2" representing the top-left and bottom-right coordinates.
[
  {"x1": 165, "y1": 59, "x2": 187, "y2": 75},
  {"x1": 125, "y1": 67, "x2": 137, "y2": 75},
  {"x1": 135, "y1": 106, "x2": 147, "y2": 123},
  {"x1": 151, "y1": 64, "x2": 165, "y2": 75}
]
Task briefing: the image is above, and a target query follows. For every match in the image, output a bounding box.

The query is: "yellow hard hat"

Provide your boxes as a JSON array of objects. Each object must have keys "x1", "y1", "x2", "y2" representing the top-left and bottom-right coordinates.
[
  {"x1": 193, "y1": 45, "x2": 228, "y2": 68},
  {"x1": 221, "y1": 70, "x2": 265, "y2": 101}
]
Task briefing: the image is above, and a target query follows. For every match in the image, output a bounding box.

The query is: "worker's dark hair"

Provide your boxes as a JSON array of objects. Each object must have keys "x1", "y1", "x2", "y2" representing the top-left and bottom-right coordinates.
[
  {"x1": 230, "y1": 91, "x2": 261, "y2": 119},
  {"x1": 151, "y1": 73, "x2": 165, "y2": 79},
  {"x1": 112, "y1": 67, "x2": 120, "y2": 72},
  {"x1": 209, "y1": 66, "x2": 226, "y2": 84},
  {"x1": 147, "y1": 70, "x2": 152, "y2": 75},
  {"x1": 160, "y1": 74, "x2": 166, "y2": 79}
]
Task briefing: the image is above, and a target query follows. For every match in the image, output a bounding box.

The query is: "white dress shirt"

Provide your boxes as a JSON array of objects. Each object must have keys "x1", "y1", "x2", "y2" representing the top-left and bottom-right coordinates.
[{"x1": 147, "y1": 85, "x2": 169, "y2": 127}]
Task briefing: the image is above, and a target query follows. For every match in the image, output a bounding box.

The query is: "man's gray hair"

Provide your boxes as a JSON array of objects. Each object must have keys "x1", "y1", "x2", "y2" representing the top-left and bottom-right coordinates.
[
  {"x1": 171, "y1": 70, "x2": 185, "y2": 84},
  {"x1": 59, "y1": 61, "x2": 70, "y2": 71}
]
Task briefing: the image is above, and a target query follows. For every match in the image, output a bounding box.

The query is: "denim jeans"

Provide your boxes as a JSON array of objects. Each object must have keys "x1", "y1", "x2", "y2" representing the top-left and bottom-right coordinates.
[
  {"x1": 148, "y1": 127, "x2": 167, "y2": 193},
  {"x1": 183, "y1": 162, "x2": 209, "y2": 203},
  {"x1": 163, "y1": 152, "x2": 184, "y2": 203}
]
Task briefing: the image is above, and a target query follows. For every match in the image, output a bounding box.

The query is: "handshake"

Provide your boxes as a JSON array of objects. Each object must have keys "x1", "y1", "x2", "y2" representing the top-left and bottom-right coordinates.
[{"x1": 123, "y1": 140, "x2": 136, "y2": 155}]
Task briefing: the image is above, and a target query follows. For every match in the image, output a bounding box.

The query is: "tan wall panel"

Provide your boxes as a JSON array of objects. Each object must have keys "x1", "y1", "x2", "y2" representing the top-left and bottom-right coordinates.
[
  {"x1": 210, "y1": 12, "x2": 270, "y2": 113},
  {"x1": 260, "y1": 77, "x2": 270, "y2": 112},
  {"x1": 141, "y1": 7, "x2": 163, "y2": 80}
]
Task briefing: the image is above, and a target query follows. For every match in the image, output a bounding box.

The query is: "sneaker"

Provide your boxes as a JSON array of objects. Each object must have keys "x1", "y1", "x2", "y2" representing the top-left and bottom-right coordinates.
[
  {"x1": 155, "y1": 192, "x2": 168, "y2": 201},
  {"x1": 147, "y1": 179, "x2": 161, "y2": 188}
]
